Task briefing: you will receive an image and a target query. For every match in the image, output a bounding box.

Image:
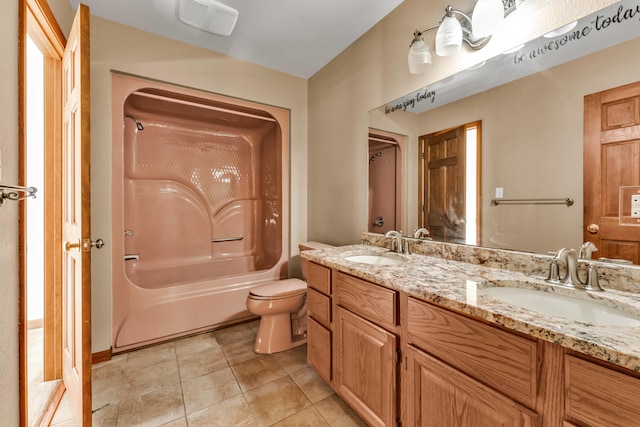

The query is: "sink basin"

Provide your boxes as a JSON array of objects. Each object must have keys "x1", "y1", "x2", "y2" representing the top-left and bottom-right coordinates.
[
  {"x1": 481, "y1": 286, "x2": 640, "y2": 327},
  {"x1": 344, "y1": 254, "x2": 407, "y2": 266}
]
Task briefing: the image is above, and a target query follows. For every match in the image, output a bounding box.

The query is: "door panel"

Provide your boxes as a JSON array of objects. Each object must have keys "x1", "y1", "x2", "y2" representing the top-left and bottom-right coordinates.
[
  {"x1": 421, "y1": 126, "x2": 466, "y2": 242},
  {"x1": 61, "y1": 4, "x2": 91, "y2": 425},
  {"x1": 584, "y1": 82, "x2": 640, "y2": 264}
]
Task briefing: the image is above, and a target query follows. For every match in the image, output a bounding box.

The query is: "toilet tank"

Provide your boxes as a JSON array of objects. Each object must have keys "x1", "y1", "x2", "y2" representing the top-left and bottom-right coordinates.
[{"x1": 299, "y1": 241, "x2": 334, "y2": 280}]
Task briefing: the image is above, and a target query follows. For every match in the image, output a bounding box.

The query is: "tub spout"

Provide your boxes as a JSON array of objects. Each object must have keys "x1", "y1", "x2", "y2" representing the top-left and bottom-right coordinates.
[{"x1": 124, "y1": 254, "x2": 140, "y2": 261}]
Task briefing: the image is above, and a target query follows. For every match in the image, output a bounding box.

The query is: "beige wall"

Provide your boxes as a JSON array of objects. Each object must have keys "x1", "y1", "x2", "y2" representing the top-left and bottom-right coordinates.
[
  {"x1": 50, "y1": 1, "x2": 308, "y2": 352},
  {"x1": 307, "y1": 0, "x2": 617, "y2": 245},
  {"x1": 1, "y1": 1, "x2": 20, "y2": 424}
]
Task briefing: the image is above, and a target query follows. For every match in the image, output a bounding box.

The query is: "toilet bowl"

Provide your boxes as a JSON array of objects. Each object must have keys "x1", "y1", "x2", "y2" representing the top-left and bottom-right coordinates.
[
  {"x1": 247, "y1": 279, "x2": 307, "y2": 353},
  {"x1": 246, "y1": 241, "x2": 334, "y2": 354}
]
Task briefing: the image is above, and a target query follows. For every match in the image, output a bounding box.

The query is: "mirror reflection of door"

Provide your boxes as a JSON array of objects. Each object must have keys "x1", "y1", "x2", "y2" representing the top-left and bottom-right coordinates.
[
  {"x1": 368, "y1": 130, "x2": 404, "y2": 234},
  {"x1": 419, "y1": 121, "x2": 481, "y2": 245},
  {"x1": 584, "y1": 81, "x2": 640, "y2": 264}
]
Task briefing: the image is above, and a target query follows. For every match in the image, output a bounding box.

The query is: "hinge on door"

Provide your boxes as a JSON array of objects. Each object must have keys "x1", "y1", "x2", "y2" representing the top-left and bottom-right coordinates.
[
  {"x1": 421, "y1": 204, "x2": 425, "y2": 212},
  {"x1": 420, "y1": 152, "x2": 425, "y2": 160},
  {"x1": 396, "y1": 349, "x2": 402, "y2": 364}
]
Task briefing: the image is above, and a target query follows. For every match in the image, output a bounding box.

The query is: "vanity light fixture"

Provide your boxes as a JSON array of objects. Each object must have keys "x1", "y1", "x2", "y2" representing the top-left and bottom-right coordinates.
[{"x1": 408, "y1": 1, "x2": 504, "y2": 74}]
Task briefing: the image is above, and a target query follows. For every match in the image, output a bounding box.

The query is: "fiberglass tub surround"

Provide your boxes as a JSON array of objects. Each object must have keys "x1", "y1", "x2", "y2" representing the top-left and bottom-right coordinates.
[{"x1": 112, "y1": 75, "x2": 290, "y2": 351}]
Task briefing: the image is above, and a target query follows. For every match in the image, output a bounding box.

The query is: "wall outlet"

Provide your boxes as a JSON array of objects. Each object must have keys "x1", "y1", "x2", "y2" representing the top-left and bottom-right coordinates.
[
  {"x1": 632, "y1": 194, "x2": 640, "y2": 218},
  {"x1": 495, "y1": 187, "x2": 504, "y2": 199}
]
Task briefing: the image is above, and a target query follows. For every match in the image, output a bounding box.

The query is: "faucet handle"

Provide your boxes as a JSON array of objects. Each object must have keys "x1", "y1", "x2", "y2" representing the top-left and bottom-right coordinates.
[
  {"x1": 582, "y1": 264, "x2": 604, "y2": 292},
  {"x1": 545, "y1": 259, "x2": 560, "y2": 283}
]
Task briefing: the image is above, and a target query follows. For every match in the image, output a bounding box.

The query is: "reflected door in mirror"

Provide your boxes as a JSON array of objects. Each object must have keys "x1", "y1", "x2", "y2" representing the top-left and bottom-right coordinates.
[
  {"x1": 368, "y1": 131, "x2": 402, "y2": 234},
  {"x1": 419, "y1": 122, "x2": 481, "y2": 245},
  {"x1": 584, "y1": 82, "x2": 640, "y2": 264}
]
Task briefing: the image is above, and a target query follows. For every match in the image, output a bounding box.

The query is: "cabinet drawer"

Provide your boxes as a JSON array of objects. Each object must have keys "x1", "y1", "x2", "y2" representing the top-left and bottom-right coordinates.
[
  {"x1": 335, "y1": 271, "x2": 397, "y2": 331},
  {"x1": 565, "y1": 355, "x2": 640, "y2": 426},
  {"x1": 407, "y1": 297, "x2": 537, "y2": 408},
  {"x1": 308, "y1": 288, "x2": 331, "y2": 326},
  {"x1": 307, "y1": 317, "x2": 332, "y2": 384},
  {"x1": 307, "y1": 262, "x2": 331, "y2": 295}
]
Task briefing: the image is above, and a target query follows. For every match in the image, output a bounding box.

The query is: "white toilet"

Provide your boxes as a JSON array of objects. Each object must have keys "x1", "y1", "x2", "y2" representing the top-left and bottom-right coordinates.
[{"x1": 246, "y1": 241, "x2": 333, "y2": 354}]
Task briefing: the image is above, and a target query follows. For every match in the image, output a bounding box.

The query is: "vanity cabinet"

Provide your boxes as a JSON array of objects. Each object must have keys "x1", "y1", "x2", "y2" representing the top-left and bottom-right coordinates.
[
  {"x1": 334, "y1": 271, "x2": 399, "y2": 427},
  {"x1": 306, "y1": 266, "x2": 640, "y2": 427},
  {"x1": 565, "y1": 354, "x2": 640, "y2": 427},
  {"x1": 405, "y1": 346, "x2": 537, "y2": 426},
  {"x1": 306, "y1": 262, "x2": 332, "y2": 383},
  {"x1": 405, "y1": 296, "x2": 539, "y2": 426}
]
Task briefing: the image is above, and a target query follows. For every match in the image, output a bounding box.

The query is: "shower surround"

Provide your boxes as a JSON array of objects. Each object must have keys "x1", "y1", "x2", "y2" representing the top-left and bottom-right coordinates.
[{"x1": 111, "y1": 74, "x2": 290, "y2": 351}]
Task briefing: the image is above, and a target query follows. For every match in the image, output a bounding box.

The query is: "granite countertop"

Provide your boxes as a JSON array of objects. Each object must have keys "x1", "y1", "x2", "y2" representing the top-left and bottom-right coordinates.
[{"x1": 301, "y1": 244, "x2": 640, "y2": 372}]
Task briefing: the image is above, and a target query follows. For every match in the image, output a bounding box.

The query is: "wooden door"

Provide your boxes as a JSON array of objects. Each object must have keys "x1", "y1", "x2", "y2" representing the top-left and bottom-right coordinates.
[
  {"x1": 335, "y1": 307, "x2": 396, "y2": 427},
  {"x1": 420, "y1": 125, "x2": 466, "y2": 242},
  {"x1": 406, "y1": 346, "x2": 537, "y2": 426},
  {"x1": 61, "y1": 4, "x2": 91, "y2": 425},
  {"x1": 584, "y1": 82, "x2": 640, "y2": 264}
]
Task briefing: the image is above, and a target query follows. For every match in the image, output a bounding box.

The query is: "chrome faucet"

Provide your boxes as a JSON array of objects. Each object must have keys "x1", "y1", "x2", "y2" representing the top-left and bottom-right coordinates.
[
  {"x1": 546, "y1": 248, "x2": 603, "y2": 291},
  {"x1": 414, "y1": 228, "x2": 431, "y2": 239},
  {"x1": 385, "y1": 230, "x2": 404, "y2": 254},
  {"x1": 556, "y1": 248, "x2": 582, "y2": 287},
  {"x1": 578, "y1": 241, "x2": 597, "y2": 259}
]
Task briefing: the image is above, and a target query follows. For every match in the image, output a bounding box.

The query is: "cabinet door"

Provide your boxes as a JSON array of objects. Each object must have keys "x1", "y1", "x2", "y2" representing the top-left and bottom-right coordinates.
[
  {"x1": 335, "y1": 307, "x2": 397, "y2": 427},
  {"x1": 565, "y1": 355, "x2": 640, "y2": 427},
  {"x1": 307, "y1": 317, "x2": 332, "y2": 383},
  {"x1": 406, "y1": 346, "x2": 537, "y2": 427}
]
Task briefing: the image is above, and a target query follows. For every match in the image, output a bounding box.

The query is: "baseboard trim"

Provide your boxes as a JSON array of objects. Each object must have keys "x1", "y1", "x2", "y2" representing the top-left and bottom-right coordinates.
[
  {"x1": 92, "y1": 348, "x2": 113, "y2": 365},
  {"x1": 38, "y1": 381, "x2": 65, "y2": 427}
]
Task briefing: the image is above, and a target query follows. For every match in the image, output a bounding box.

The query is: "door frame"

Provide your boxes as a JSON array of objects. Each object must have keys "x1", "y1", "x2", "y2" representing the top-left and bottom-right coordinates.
[{"x1": 19, "y1": 0, "x2": 66, "y2": 424}]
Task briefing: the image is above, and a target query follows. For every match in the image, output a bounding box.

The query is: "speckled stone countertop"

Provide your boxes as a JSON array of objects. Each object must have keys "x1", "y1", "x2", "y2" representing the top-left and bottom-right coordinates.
[{"x1": 301, "y1": 244, "x2": 640, "y2": 372}]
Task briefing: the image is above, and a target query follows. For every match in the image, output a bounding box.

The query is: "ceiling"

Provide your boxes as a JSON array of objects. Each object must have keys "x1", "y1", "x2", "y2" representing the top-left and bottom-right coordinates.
[{"x1": 68, "y1": 0, "x2": 405, "y2": 79}]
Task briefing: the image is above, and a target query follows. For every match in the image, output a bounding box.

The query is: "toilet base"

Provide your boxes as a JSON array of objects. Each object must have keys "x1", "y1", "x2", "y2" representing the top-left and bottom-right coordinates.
[{"x1": 253, "y1": 312, "x2": 307, "y2": 354}]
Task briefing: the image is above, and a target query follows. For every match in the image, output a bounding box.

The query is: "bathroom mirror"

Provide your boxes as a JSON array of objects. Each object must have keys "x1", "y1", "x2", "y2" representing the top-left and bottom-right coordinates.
[{"x1": 370, "y1": 0, "x2": 640, "y2": 263}]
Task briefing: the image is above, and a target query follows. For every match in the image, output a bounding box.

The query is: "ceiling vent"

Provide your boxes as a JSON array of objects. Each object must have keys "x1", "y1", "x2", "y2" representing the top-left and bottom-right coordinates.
[{"x1": 179, "y1": 0, "x2": 239, "y2": 37}]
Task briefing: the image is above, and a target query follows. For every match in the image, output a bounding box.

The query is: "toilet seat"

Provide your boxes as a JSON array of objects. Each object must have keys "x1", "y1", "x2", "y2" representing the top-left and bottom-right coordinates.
[{"x1": 249, "y1": 278, "x2": 306, "y2": 300}]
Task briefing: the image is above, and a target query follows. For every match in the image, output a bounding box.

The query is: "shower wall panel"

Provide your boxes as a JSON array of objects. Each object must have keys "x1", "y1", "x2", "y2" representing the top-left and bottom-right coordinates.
[{"x1": 112, "y1": 74, "x2": 289, "y2": 350}]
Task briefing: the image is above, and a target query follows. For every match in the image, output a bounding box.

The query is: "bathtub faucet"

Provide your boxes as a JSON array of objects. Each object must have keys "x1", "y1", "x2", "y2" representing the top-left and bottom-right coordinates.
[{"x1": 124, "y1": 254, "x2": 140, "y2": 261}]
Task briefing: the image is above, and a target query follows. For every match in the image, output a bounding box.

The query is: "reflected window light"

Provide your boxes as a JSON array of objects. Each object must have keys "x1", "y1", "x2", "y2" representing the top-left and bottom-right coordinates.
[{"x1": 465, "y1": 125, "x2": 477, "y2": 245}]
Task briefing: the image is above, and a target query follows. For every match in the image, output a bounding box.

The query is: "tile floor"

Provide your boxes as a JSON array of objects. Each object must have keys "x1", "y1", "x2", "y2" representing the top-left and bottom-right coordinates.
[{"x1": 50, "y1": 320, "x2": 367, "y2": 426}]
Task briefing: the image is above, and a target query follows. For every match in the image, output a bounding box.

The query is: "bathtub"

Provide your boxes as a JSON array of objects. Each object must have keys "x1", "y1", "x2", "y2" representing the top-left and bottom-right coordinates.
[{"x1": 111, "y1": 73, "x2": 290, "y2": 351}]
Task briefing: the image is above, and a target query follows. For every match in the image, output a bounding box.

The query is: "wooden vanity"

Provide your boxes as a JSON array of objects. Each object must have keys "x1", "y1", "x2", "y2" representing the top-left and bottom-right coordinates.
[{"x1": 305, "y1": 259, "x2": 640, "y2": 427}]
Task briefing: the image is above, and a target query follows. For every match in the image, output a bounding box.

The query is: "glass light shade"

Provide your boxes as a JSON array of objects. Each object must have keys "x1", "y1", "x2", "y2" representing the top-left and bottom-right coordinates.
[
  {"x1": 471, "y1": 0, "x2": 504, "y2": 38},
  {"x1": 435, "y1": 15, "x2": 462, "y2": 56},
  {"x1": 408, "y1": 39, "x2": 432, "y2": 74}
]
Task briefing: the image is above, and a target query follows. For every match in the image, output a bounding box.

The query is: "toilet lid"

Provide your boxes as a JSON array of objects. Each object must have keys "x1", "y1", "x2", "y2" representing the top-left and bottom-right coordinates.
[{"x1": 249, "y1": 278, "x2": 306, "y2": 299}]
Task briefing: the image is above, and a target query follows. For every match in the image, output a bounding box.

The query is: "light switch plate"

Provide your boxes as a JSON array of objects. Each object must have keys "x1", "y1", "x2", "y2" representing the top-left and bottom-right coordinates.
[{"x1": 495, "y1": 187, "x2": 504, "y2": 199}]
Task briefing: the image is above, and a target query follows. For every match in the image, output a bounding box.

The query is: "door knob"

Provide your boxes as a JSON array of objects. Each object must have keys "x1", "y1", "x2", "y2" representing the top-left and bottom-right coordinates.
[
  {"x1": 82, "y1": 238, "x2": 105, "y2": 251},
  {"x1": 63, "y1": 239, "x2": 81, "y2": 251},
  {"x1": 586, "y1": 224, "x2": 599, "y2": 234}
]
